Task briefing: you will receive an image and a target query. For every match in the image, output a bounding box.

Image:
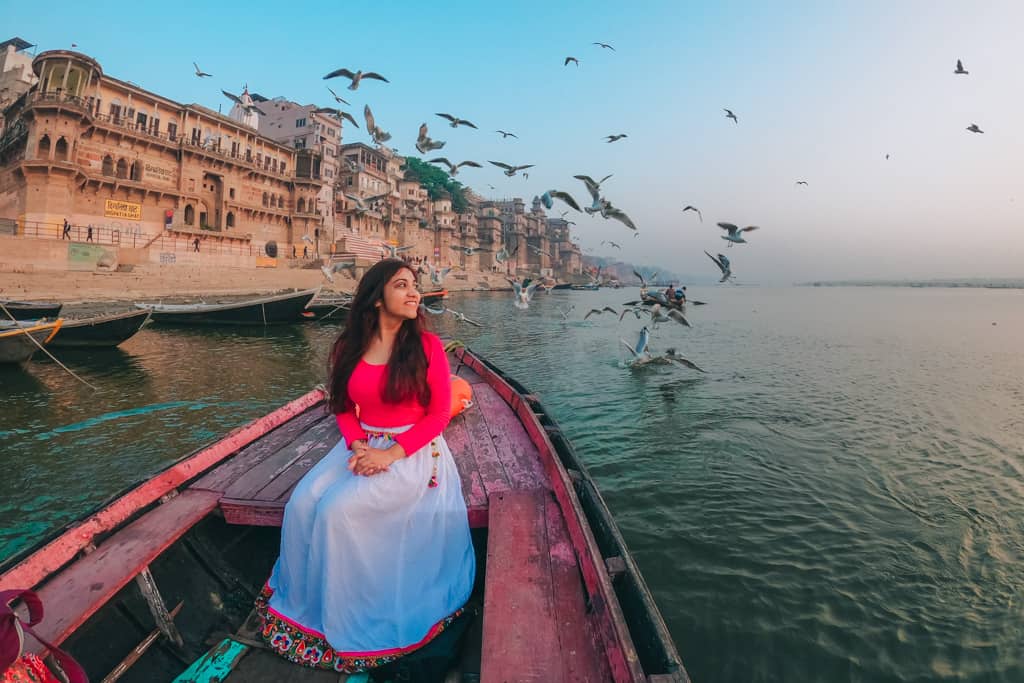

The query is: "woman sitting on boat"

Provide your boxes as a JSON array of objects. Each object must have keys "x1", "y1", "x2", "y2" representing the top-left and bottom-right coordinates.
[{"x1": 256, "y1": 258, "x2": 476, "y2": 673}]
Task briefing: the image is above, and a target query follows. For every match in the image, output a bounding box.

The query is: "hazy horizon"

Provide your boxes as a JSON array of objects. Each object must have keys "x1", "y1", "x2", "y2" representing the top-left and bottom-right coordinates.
[{"x1": 7, "y1": 0, "x2": 1024, "y2": 283}]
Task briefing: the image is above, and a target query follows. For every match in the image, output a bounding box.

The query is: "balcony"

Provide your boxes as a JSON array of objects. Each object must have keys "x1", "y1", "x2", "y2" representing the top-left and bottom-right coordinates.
[{"x1": 24, "y1": 90, "x2": 93, "y2": 119}]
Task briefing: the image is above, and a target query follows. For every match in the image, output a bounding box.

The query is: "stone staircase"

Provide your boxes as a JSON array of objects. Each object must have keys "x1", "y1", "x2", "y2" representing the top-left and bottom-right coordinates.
[{"x1": 334, "y1": 231, "x2": 385, "y2": 261}]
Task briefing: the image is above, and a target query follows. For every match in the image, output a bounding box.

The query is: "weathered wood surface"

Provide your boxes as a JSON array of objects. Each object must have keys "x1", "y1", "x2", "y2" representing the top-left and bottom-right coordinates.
[
  {"x1": 27, "y1": 490, "x2": 222, "y2": 651},
  {"x1": 1, "y1": 390, "x2": 325, "y2": 592},
  {"x1": 480, "y1": 490, "x2": 561, "y2": 682},
  {"x1": 472, "y1": 383, "x2": 548, "y2": 490}
]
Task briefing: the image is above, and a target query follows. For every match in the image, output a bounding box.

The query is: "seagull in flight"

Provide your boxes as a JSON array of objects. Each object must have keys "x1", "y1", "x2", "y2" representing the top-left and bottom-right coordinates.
[
  {"x1": 718, "y1": 222, "x2": 759, "y2": 246},
  {"x1": 705, "y1": 251, "x2": 733, "y2": 283},
  {"x1": 540, "y1": 190, "x2": 581, "y2": 212},
  {"x1": 602, "y1": 240, "x2": 621, "y2": 249},
  {"x1": 509, "y1": 278, "x2": 541, "y2": 309},
  {"x1": 314, "y1": 107, "x2": 358, "y2": 128},
  {"x1": 222, "y1": 90, "x2": 263, "y2": 115},
  {"x1": 323, "y1": 67, "x2": 389, "y2": 90},
  {"x1": 451, "y1": 245, "x2": 491, "y2": 256},
  {"x1": 795, "y1": 180, "x2": 809, "y2": 186},
  {"x1": 496, "y1": 130, "x2": 518, "y2": 139},
  {"x1": 420, "y1": 262, "x2": 453, "y2": 286},
  {"x1": 381, "y1": 244, "x2": 414, "y2": 258},
  {"x1": 193, "y1": 62, "x2": 212, "y2": 78},
  {"x1": 621, "y1": 327, "x2": 655, "y2": 366},
  {"x1": 489, "y1": 161, "x2": 534, "y2": 177},
  {"x1": 495, "y1": 244, "x2": 519, "y2": 263},
  {"x1": 564, "y1": 56, "x2": 580, "y2": 66},
  {"x1": 593, "y1": 42, "x2": 615, "y2": 50},
  {"x1": 436, "y1": 113, "x2": 478, "y2": 129},
  {"x1": 966, "y1": 124, "x2": 984, "y2": 134},
  {"x1": 420, "y1": 303, "x2": 482, "y2": 327},
  {"x1": 363, "y1": 105, "x2": 391, "y2": 144},
  {"x1": 632, "y1": 269, "x2": 658, "y2": 291},
  {"x1": 345, "y1": 192, "x2": 388, "y2": 214},
  {"x1": 604, "y1": 134, "x2": 628, "y2": 143},
  {"x1": 326, "y1": 86, "x2": 350, "y2": 105},
  {"x1": 724, "y1": 108, "x2": 738, "y2": 123},
  {"x1": 584, "y1": 306, "x2": 618, "y2": 319},
  {"x1": 575, "y1": 174, "x2": 614, "y2": 214},
  {"x1": 682, "y1": 205, "x2": 703, "y2": 222},
  {"x1": 528, "y1": 244, "x2": 557, "y2": 260},
  {"x1": 428, "y1": 157, "x2": 481, "y2": 176},
  {"x1": 415, "y1": 123, "x2": 445, "y2": 153},
  {"x1": 320, "y1": 260, "x2": 356, "y2": 283},
  {"x1": 954, "y1": 59, "x2": 968, "y2": 75}
]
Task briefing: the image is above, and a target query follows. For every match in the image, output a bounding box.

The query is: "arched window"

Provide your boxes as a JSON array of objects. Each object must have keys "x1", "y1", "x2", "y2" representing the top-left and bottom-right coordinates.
[
  {"x1": 184, "y1": 205, "x2": 195, "y2": 225},
  {"x1": 116, "y1": 158, "x2": 128, "y2": 179},
  {"x1": 37, "y1": 135, "x2": 50, "y2": 158},
  {"x1": 102, "y1": 155, "x2": 113, "y2": 175},
  {"x1": 55, "y1": 137, "x2": 69, "y2": 161},
  {"x1": 130, "y1": 161, "x2": 142, "y2": 181},
  {"x1": 226, "y1": 212, "x2": 235, "y2": 228},
  {"x1": 297, "y1": 197, "x2": 306, "y2": 213},
  {"x1": 262, "y1": 192, "x2": 268, "y2": 207}
]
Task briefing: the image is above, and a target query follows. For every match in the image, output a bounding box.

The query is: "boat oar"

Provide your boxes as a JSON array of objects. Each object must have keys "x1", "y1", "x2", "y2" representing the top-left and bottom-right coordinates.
[{"x1": 0, "y1": 303, "x2": 98, "y2": 391}]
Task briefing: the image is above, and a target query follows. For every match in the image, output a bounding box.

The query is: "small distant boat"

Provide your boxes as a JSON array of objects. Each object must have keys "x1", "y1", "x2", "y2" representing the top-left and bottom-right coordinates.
[
  {"x1": 47, "y1": 309, "x2": 152, "y2": 348},
  {"x1": 421, "y1": 289, "x2": 447, "y2": 302},
  {"x1": 0, "y1": 300, "x2": 62, "y2": 320},
  {"x1": 135, "y1": 289, "x2": 320, "y2": 326},
  {"x1": 551, "y1": 282, "x2": 574, "y2": 290},
  {"x1": 571, "y1": 283, "x2": 600, "y2": 291},
  {"x1": 301, "y1": 296, "x2": 351, "y2": 322},
  {"x1": 0, "y1": 320, "x2": 62, "y2": 364}
]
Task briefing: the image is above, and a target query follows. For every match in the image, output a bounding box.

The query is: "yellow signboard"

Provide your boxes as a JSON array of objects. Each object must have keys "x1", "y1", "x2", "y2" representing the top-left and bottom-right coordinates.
[
  {"x1": 104, "y1": 199, "x2": 141, "y2": 221},
  {"x1": 256, "y1": 256, "x2": 278, "y2": 268}
]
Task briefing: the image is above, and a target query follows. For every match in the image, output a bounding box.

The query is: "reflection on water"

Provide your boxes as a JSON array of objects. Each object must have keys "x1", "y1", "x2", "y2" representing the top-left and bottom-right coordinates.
[{"x1": 2, "y1": 287, "x2": 1023, "y2": 682}]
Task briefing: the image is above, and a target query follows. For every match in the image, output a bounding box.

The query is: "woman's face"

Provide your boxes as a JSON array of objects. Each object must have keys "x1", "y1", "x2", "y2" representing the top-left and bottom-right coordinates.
[{"x1": 378, "y1": 268, "x2": 421, "y2": 320}]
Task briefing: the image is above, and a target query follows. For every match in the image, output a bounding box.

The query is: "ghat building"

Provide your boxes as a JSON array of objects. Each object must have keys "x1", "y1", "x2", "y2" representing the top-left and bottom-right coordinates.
[{"x1": 0, "y1": 49, "x2": 323, "y2": 255}]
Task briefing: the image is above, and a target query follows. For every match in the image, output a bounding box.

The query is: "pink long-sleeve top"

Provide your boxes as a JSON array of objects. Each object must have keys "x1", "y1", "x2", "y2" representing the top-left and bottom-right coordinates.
[{"x1": 335, "y1": 332, "x2": 451, "y2": 455}]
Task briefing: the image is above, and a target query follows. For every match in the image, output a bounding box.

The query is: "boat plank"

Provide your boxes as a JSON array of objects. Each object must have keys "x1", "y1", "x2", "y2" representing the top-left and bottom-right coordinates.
[
  {"x1": 256, "y1": 431, "x2": 343, "y2": 502},
  {"x1": 460, "y1": 399, "x2": 512, "y2": 499},
  {"x1": 453, "y1": 360, "x2": 486, "y2": 386},
  {"x1": 544, "y1": 496, "x2": 613, "y2": 681},
  {"x1": 444, "y1": 416, "x2": 488, "y2": 527},
  {"x1": 222, "y1": 415, "x2": 337, "y2": 500},
  {"x1": 481, "y1": 490, "x2": 560, "y2": 681},
  {"x1": 191, "y1": 407, "x2": 329, "y2": 494},
  {"x1": 26, "y1": 490, "x2": 221, "y2": 651},
  {"x1": 172, "y1": 638, "x2": 250, "y2": 682},
  {"x1": 472, "y1": 383, "x2": 549, "y2": 491}
]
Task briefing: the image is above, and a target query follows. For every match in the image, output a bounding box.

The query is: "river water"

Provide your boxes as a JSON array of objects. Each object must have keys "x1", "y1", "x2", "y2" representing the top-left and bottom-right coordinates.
[{"x1": 2, "y1": 286, "x2": 1022, "y2": 682}]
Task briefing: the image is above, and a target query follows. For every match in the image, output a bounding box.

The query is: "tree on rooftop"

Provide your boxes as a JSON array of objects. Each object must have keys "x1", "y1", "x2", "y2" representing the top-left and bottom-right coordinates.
[{"x1": 402, "y1": 156, "x2": 469, "y2": 214}]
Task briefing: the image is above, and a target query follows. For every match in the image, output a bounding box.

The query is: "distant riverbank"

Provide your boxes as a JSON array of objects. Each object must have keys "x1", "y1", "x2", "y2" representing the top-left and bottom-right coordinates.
[{"x1": 799, "y1": 279, "x2": 1024, "y2": 289}]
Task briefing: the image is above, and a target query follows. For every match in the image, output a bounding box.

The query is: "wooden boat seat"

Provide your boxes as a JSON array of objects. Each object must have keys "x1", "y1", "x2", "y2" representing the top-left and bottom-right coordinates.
[
  {"x1": 23, "y1": 490, "x2": 221, "y2": 652},
  {"x1": 480, "y1": 490, "x2": 610, "y2": 681}
]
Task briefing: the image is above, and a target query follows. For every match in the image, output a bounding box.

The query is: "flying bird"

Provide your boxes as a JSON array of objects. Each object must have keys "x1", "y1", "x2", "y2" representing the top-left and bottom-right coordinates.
[
  {"x1": 632, "y1": 269, "x2": 658, "y2": 290},
  {"x1": 954, "y1": 59, "x2": 968, "y2": 75},
  {"x1": 326, "y1": 86, "x2": 350, "y2": 105},
  {"x1": 705, "y1": 251, "x2": 733, "y2": 283},
  {"x1": 885, "y1": 153, "x2": 890, "y2": 160},
  {"x1": 718, "y1": 222, "x2": 759, "y2": 246},
  {"x1": 301, "y1": 234, "x2": 314, "y2": 244},
  {"x1": 314, "y1": 107, "x2": 359, "y2": 128},
  {"x1": 320, "y1": 260, "x2": 356, "y2": 283},
  {"x1": 966, "y1": 124, "x2": 984, "y2": 134},
  {"x1": 540, "y1": 190, "x2": 581, "y2": 212},
  {"x1": 495, "y1": 244, "x2": 519, "y2": 263},
  {"x1": 724, "y1": 108, "x2": 738, "y2": 123},
  {"x1": 575, "y1": 174, "x2": 614, "y2": 213},
  {"x1": 564, "y1": 56, "x2": 579, "y2": 66},
  {"x1": 436, "y1": 113, "x2": 478, "y2": 129},
  {"x1": 496, "y1": 130, "x2": 518, "y2": 139},
  {"x1": 593, "y1": 42, "x2": 615, "y2": 50},
  {"x1": 451, "y1": 245, "x2": 491, "y2": 256},
  {"x1": 682, "y1": 205, "x2": 703, "y2": 222},
  {"x1": 381, "y1": 244, "x2": 414, "y2": 258},
  {"x1": 221, "y1": 90, "x2": 262, "y2": 115},
  {"x1": 795, "y1": 180, "x2": 809, "y2": 186},
  {"x1": 510, "y1": 278, "x2": 541, "y2": 309},
  {"x1": 584, "y1": 306, "x2": 618, "y2": 319},
  {"x1": 663, "y1": 349, "x2": 707, "y2": 373},
  {"x1": 345, "y1": 192, "x2": 388, "y2": 214},
  {"x1": 193, "y1": 62, "x2": 212, "y2": 78},
  {"x1": 605, "y1": 206, "x2": 638, "y2": 231},
  {"x1": 489, "y1": 161, "x2": 534, "y2": 177},
  {"x1": 363, "y1": 105, "x2": 391, "y2": 144},
  {"x1": 323, "y1": 68, "x2": 389, "y2": 90},
  {"x1": 428, "y1": 157, "x2": 481, "y2": 176},
  {"x1": 421, "y1": 262, "x2": 453, "y2": 286},
  {"x1": 621, "y1": 327, "x2": 653, "y2": 365},
  {"x1": 604, "y1": 134, "x2": 628, "y2": 143},
  {"x1": 602, "y1": 240, "x2": 621, "y2": 249},
  {"x1": 528, "y1": 244, "x2": 557, "y2": 260},
  {"x1": 415, "y1": 123, "x2": 446, "y2": 154}
]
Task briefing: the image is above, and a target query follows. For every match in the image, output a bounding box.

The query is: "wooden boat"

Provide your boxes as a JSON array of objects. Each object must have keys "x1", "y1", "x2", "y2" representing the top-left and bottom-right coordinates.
[
  {"x1": 0, "y1": 346, "x2": 687, "y2": 682},
  {"x1": 301, "y1": 297, "x2": 351, "y2": 322},
  {"x1": 551, "y1": 283, "x2": 574, "y2": 290},
  {"x1": 0, "y1": 320, "x2": 62, "y2": 364},
  {"x1": 135, "y1": 289, "x2": 320, "y2": 326},
  {"x1": 45, "y1": 309, "x2": 152, "y2": 348},
  {"x1": 572, "y1": 283, "x2": 600, "y2": 291},
  {"x1": 421, "y1": 289, "x2": 447, "y2": 302},
  {"x1": 0, "y1": 299, "x2": 62, "y2": 320}
]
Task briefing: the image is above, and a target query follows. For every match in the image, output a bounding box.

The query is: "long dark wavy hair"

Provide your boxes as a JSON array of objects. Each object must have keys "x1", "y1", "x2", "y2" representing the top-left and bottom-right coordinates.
[{"x1": 328, "y1": 258, "x2": 430, "y2": 413}]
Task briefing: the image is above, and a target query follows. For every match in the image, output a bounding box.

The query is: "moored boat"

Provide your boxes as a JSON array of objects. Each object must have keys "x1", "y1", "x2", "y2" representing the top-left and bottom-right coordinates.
[
  {"x1": 421, "y1": 289, "x2": 447, "y2": 302},
  {"x1": 0, "y1": 300, "x2": 63, "y2": 320},
  {"x1": 301, "y1": 296, "x2": 351, "y2": 322},
  {"x1": 0, "y1": 346, "x2": 688, "y2": 682},
  {"x1": 572, "y1": 283, "x2": 600, "y2": 291},
  {"x1": 135, "y1": 288, "x2": 320, "y2": 326},
  {"x1": 46, "y1": 309, "x2": 152, "y2": 348},
  {"x1": 0, "y1": 320, "x2": 62, "y2": 364}
]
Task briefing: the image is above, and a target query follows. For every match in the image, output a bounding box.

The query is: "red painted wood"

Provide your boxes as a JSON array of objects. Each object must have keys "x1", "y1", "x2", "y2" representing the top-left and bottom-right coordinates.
[
  {"x1": 460, "y1": 397, "x2": 512, "y2": 498},
  {"x1": 192, "y1": 404, "x2": 329, "y2": 494},
  {"x1": 544, "y1": 496, "x2": 612, "y2": 681},
  {"x1": 25, "y1": 489, "x2": 221, "y2": 651},
  {"x1": 444, "y1": 416, "x2": 488, "y2": 515},
  {"x1": 219, "y1": 496, "x2": 489, "y2": 529},
  {"x1": 222, "y1": 414, "x2": 336, "y2": 500},
  {"x1": 454, "y1": 363, "x2": 486, "y2": 386},
  {"x1": 1, "y1": 390, "x2": 325, "y2": 592},
  {"x1": 481, "y1": 491, "x2": 560, "y2": 682},
  {"x1": 472, "y1": 383, "x2": 549, "y2": 491}
]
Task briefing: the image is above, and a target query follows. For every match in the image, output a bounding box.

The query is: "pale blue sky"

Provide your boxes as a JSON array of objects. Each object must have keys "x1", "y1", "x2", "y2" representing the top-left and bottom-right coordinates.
[{"x1": 8, "y1": 1, "x2": 1024, "y2": 281}]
